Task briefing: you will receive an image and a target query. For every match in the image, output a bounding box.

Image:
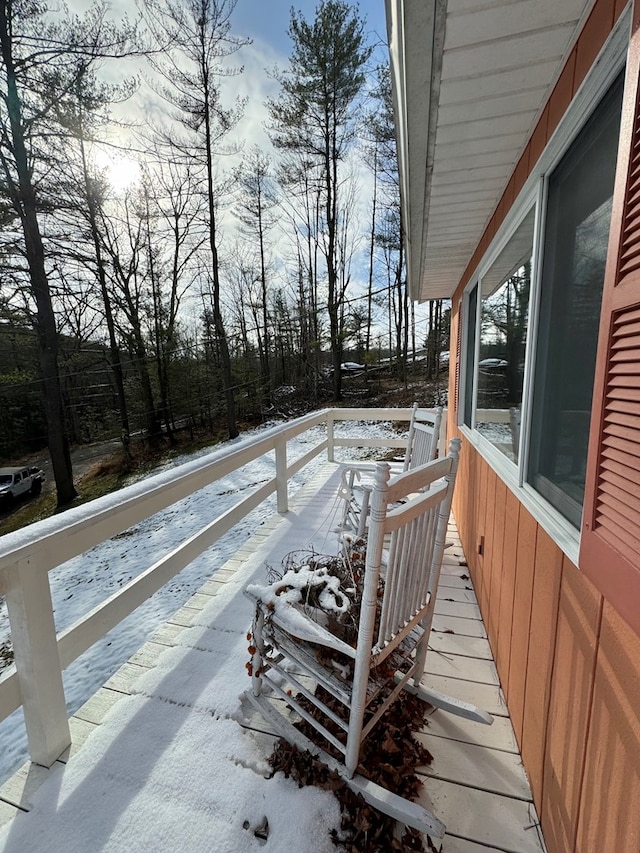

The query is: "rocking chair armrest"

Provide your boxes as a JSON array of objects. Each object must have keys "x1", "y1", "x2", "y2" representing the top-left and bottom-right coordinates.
[{"x1": 244, "y1": 588, "x2": 357, "y2": 659}]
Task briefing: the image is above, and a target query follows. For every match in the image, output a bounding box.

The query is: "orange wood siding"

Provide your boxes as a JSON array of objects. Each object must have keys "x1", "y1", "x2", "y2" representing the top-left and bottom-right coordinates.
[
  {"x1": 495, "y1": 487, "x2": 519, "y2": 694},
  {"x1": 574, "y1": 602, "x2": 640, "y2": 852},
  {"x1": 451, "y1": 442, "x2": 640, "y2": 852},
  {"x1": 542, "y1": 559, "x2": 602, "y2": 853},
  {"x1": 521, "y1": 529, "x2": 563, "y2": 805}
]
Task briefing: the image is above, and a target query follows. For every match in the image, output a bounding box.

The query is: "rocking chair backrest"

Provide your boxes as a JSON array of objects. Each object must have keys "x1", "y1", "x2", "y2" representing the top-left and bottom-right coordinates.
[
  {"x1": 403, "y1": 405, "x2": 443, "y2": 471},
  {"x1": 357, "y1": 438, "x2": 460, "y2": 665},
  {"x1": 344, "y1": 438, "x2": 461, "y2": 778}
]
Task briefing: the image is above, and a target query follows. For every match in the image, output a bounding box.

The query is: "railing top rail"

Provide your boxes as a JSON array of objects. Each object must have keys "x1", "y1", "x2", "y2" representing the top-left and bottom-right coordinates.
[
  {"x1": 0, "y1": 409, "x2": 330, "y2": 580},
  {"x1": 329, "y1": 407, "x2": 415, "y2": 422},
  {"x1": 0, "y1": 405, "x2": 425, "y2": 582}
]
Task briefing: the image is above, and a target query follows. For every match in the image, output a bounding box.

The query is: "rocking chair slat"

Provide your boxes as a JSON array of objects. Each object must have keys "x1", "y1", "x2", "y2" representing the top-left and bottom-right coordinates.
[
  {"x1": 260, "y1": 673, "x2": 348, "y2": 755},
  {"x1": 360, "y1": 661, "x2": 418, "y2": 740},
  {"x1": 386, "y1": 459, "x2": 452, "y2": 505},
  {"x1": 383, "y1": 479, "x2": 448, "y2": 531},
  {"x1": 270, "y1": 626, "x2": 352, "y2": 705},
  {"x1": 265, "y1": 660, "x2": 349, "y2": 733},
  {"x1": 372, "y1": 596, "x2": 431, "y2": 663}
]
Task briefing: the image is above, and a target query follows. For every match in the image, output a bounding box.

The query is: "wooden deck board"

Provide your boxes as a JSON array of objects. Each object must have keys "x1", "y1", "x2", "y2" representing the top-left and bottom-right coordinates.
[
  {"x1": 424, "y1": 650, "x2": 501, "y2": 686},
  {"x1": 432, "y1": 614, "x2": 488, "y2": 638},
  {"x1": 0, "y1": 762, "x2": 51, "y2": 812},
  {"x1": 420, "y1": 673, "x2": 509, "y2": 717},
  {"x1": 437, "y1": 586, "x2": 479, "y2": 605},
  {"x1": 422, "y1": 708, "x2": 520, "y2": 754},
  {"x1": 437, "y1": 574, "x2": 477, "y2": 590},
  {"x1": 440, "y1": 836, "x2": 525, "y2": 853},
  {"x1": 429, "y1": 631, "x2": 493, "y2": 660},
  {"x1": 0, "y1": 800, "x2": 20, "y2": 828},
  {"x1": 434, "y1": 599, "x2": 483, "y2": 620},
  {"x1": 417, "y1": 732, "x2": 532, "y2": 800},
  {"x1": 73, "y1": 687, "x2": 125, "y2": 725},
  {"x1": 103, "y1": 661, "x2": 148, "y2": 693},
  {"x1": 417, "y1": 778, "x2": 544, "y2": 853}
]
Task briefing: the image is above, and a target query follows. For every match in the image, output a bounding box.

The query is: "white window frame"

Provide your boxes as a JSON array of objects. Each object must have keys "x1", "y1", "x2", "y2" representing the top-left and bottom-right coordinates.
[{"x1": 458, "y1": 6, "x2": 630, "y2": 565}]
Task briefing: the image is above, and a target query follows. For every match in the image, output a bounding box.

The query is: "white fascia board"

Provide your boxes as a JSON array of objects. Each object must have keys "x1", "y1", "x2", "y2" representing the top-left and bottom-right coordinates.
[{"x1": 385, "y1": 0, "x2": 447, "y2": 303}]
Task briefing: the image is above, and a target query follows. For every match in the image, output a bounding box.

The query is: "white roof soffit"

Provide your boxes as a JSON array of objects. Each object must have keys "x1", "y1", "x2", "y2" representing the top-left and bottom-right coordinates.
[{"x1": 386, "y1": 0, "x2": 596, "y2": 302}]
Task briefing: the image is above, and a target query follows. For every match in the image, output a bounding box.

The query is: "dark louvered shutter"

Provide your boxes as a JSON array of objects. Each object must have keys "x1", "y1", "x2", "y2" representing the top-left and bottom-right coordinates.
[{"x1": 580, "y1": 6, "x2": 640, "y2": 637}]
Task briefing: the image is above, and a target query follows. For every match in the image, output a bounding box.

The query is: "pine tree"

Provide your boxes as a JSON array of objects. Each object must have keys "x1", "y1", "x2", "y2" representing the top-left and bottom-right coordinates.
[{"x1": 268, "y1": 0, "x2": 372, "y2": 401}]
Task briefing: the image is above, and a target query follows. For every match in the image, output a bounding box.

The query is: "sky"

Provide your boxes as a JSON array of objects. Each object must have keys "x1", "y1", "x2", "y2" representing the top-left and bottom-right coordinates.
[
  {"x1": 74, "y1": 0, "x2": 436, "y2": 348},
  {"x1": 232, "y1": 0, "x2": 388, "y2": 57},
  {"x1": 228, "y1": 0, "x2": 389, "y2": 150}
]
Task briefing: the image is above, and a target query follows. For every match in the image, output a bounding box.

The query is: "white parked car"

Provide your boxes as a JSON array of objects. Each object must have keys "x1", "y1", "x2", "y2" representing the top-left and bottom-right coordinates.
[
  {"x1": 478, "y1": 358, "x2": 508, "y2": 370},
  {"x1": 0, "y1": 466, "x2": 44, "y2": 506}
]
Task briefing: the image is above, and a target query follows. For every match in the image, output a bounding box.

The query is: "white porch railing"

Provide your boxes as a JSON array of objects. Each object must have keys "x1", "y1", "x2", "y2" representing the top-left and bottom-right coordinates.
[{"x1": 0, "y1": 406, "x2": 441, "y2": 769}]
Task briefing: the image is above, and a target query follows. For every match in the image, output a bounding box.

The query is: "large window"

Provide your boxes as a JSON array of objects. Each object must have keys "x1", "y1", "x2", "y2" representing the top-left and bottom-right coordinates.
[
  {"x1": 528, "y1": 74, "x2": 624, "y2": 527},
  {"x1": 461, "y1": 72, "x2": 624, "y2": 531},
  {"x1": 475, "y1": 208, "x2": 535, "y2": 461}
]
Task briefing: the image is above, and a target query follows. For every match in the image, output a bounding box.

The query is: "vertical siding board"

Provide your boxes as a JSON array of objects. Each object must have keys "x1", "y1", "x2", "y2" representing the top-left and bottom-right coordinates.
[
  {"x1": 464, "y1": 442, "x2": 478, "y2": 577},
  {"x1": 507, "y1": 506, "x2": 537, "y2": 747},
  {"x1": 486, "y1": 478, "x2": 507, "y2": 655},
  {"x1": 522, "y1": 528, "x2": 563, "y2": 809},
  {"x1": 473, "y1": 460, "x2": 489, "y2": 606},
  {"x1": 454, "y1": 438, "x2": 477, "y2": 577},
  {"x1": 542, "y1": 561, "x2": 602, "y2": 853},
  {"x1": 479, "y1": 467, "x2": 497, "y2": 624},
  {"x1": 496, "y1": 488, "x2": 520, "y2": 693},
  {"x1": 576, "y1": 602, "x2": 640, "y2": 852},
  {"x1": 449, "y1": 298, "x2": 461, "y2": 436}
]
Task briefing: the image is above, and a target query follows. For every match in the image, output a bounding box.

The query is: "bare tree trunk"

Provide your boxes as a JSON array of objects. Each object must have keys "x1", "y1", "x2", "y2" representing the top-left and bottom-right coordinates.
[
  {"x1": 80, "y1": 138, "x2": 131, "y2": 457},
  {"x1": 366, "y1": 147, "x2": 377, "y2": 361},
  {"x1": 0, "y1": 10, "x2": 76, "y2": 505},
  {"x1": 204, "y1": 89, "x2": 237, "y2": 439}
]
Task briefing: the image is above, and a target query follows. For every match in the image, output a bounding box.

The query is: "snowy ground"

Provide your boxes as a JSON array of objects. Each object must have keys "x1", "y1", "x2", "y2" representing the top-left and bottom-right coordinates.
[{"x1": 0, "y1": 418, "x2": 402, "y2": 785}]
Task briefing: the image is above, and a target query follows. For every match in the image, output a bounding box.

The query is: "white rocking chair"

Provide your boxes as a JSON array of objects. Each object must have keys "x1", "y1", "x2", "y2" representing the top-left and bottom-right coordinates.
[
  {"x1": 243, "y1": 438, "x2": 492, "y2": 840},
  {"x1": 338, "y1": 403, "x2": 443, "y2": 534}
]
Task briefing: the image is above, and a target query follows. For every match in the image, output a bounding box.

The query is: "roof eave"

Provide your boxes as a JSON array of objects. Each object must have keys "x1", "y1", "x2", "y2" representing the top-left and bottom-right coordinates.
[{"x1": 386, "y1": 0, "x2": 448, "y2": 303}]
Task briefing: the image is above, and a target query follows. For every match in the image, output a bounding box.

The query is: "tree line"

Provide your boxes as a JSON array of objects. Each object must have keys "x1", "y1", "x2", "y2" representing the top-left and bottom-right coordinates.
[{"x1": 0, "y1": 0, "x2": 448, "y2": 507}]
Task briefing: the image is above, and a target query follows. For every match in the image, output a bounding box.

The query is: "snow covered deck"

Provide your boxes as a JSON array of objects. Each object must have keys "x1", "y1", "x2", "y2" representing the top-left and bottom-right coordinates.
[{"x1": 0, "y1": 463, "x2": 546, "y2": 852}]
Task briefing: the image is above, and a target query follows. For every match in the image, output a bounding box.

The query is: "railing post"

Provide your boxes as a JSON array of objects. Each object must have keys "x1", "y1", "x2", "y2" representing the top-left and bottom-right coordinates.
[
  {"x1": 4, "y1": 559, "x2": 70, "y2": 767},
  {"x1": 275, "y1": 437, "x2": 288, "y2": 513},
  {"x1": 327, "y1": 410, "x2": 335, "y2": 462}
]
